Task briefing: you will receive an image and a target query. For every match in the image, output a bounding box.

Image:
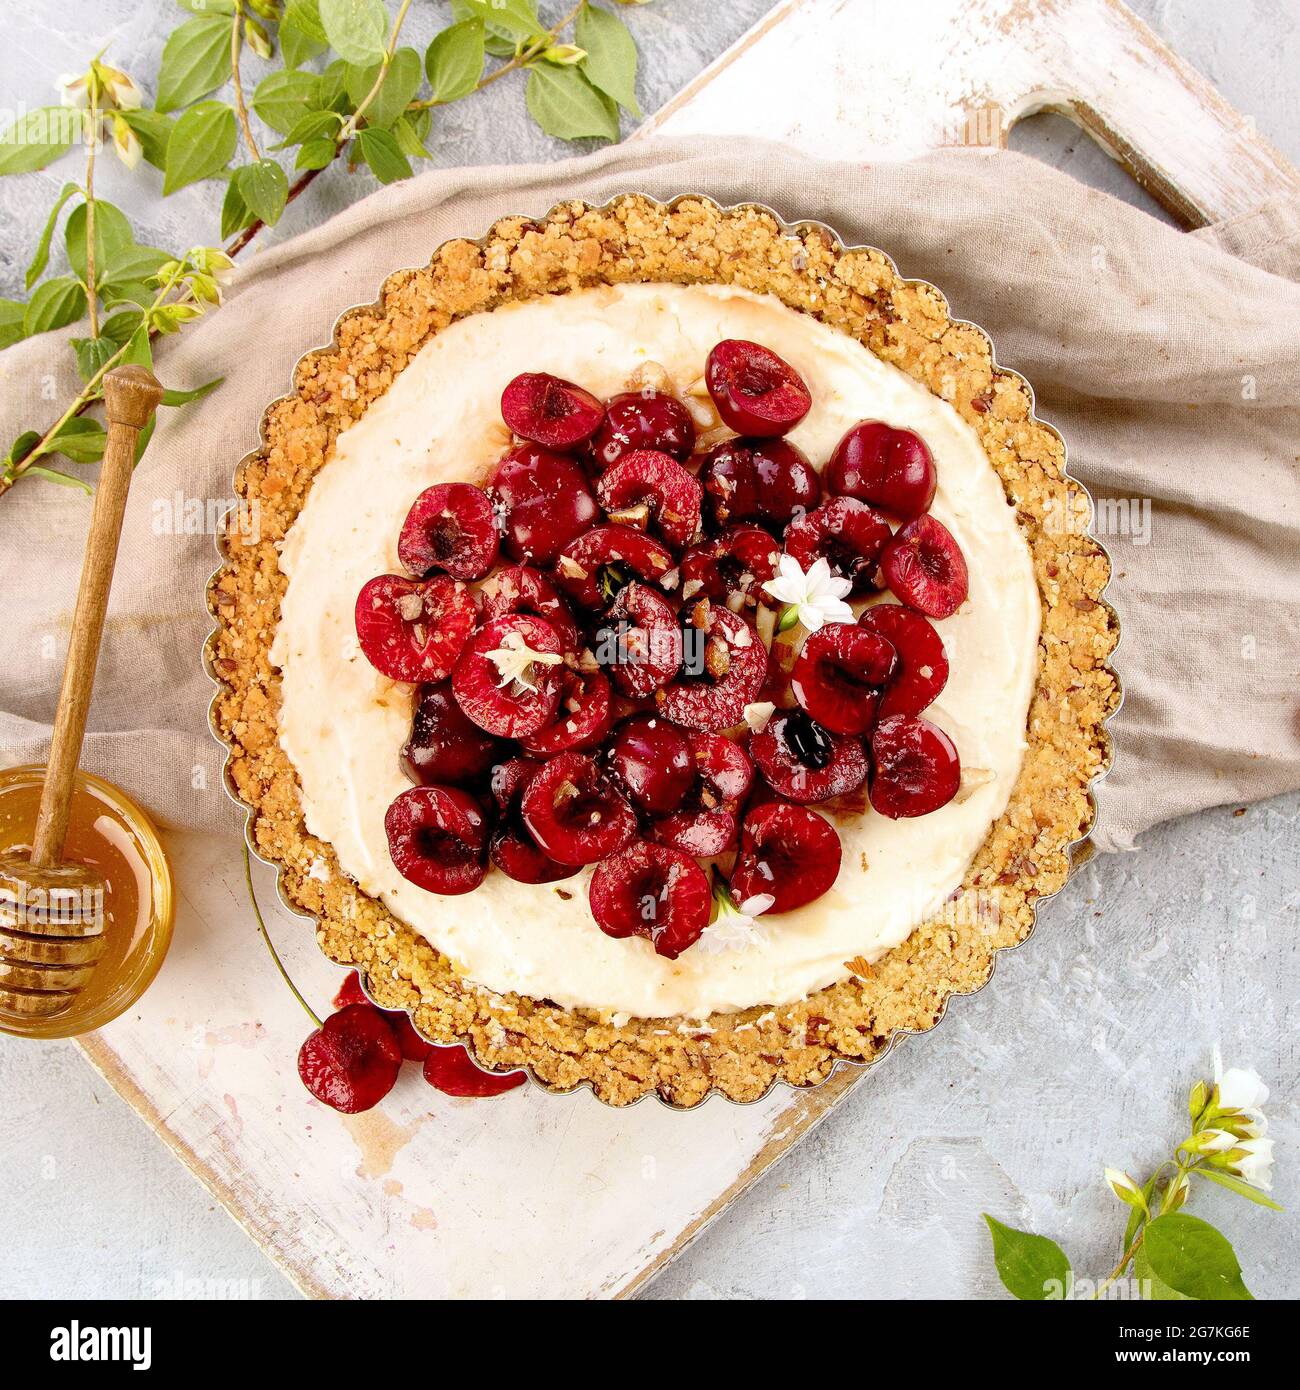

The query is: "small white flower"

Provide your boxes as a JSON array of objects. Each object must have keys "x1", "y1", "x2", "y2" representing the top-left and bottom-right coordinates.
[
  {"x1": 761, "y1": 555, "x2": 853, "y2": 632},
  {"x1": 485, "y1": 632, "x2": 563, "y2": 695},
  {"x1": 697, "y1": 884, "x2": 774, "y2": 955},
  {"x1": 98, "y1": 65, "x2": 143, "y2": 111},
  {"x1": 57, "y1": 72, "x2": 90, "y2": 109},
  {"x1": 1229, "y1": 1136, "x2": 1275, "y2": 1192},
  {"x1": 1103, "y1": 1168, "x2": 1144, "y2": 1207},
  {"x1": 1194, "y1": 1129, "x2": 1240, "y2": 1153},
  {"x1": 1213, "y1": 1046, "x2": 1270, "y2": 1114},
  {"x1": 110, "y1": 114, "x2": 141, "y2": 170}
]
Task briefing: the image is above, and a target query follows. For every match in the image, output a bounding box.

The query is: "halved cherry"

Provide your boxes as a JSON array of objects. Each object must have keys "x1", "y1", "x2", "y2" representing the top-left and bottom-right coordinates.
[
  {"x1": 490, "y1": 444, "x2": 599, "y2": 564},
  {"x1": 423, "y1": 1046, "x2": 526, "y2": 1097},
  {"x1": 500, "y1": 372, "x2": 604, "y2": 449},
  {"x1": 700, "y1": 438, "x2": 820, "y2": 531},
  {"x1": 869, "y1": 714, "x2": 961, "y2": 819},
  {"x1": 680, "y1": 526, "x2": 780, "y2": 611},
  {"x1": 488, "y1": 757, "x2": 575, "y2": 884},
  {"x1": 826, "y1": 421, "x2": 937, "y2": 520},
  {"x1": 879, "y1": 514, "x2": 968, "y2": 619},
  {"x1": 402, "y1": 682, "x2": 506, "y2": 787},
  {"x1": 589, "y1": 842, "x2": 712, "y2": 959},
  {"x1": 452, "y1": 614, "x2": 565, "y2": 738},
  {"x1": 791, "y1": 625, "x2": 897, "y2": 735},
  {"x1": 750, "y1": 708, "x2": 867, "y2": 803},
  {"x1": 783, "y1": 497, "x2": 892, "y2": 596},
  {"x1": 730, "y1": 802, "x2": 841, "y2": 913},
  {"x1": 658, "y1": 602, "x2": 768, "y2": 732},
  {"x1": 521, "y1": 751, "x2": 637, "y2": 865},
  {"x1": 608, "y1": 715, "x2": 696, "y2": 816},
  {"x1": 596, "y1": 449, "x2": 703, "y2": 549},
  {"x1": 858, "y1": 603, "x2": 948, "y2": 718},
  {"x1": 653, "y1": 731, "x2": 753, "y2": 857},
  {"x1": 591, "y1": 390, "x2": 695, "y2": 468},
  {"x1": 384, "y1": 785, "x2": 487, "y2": 895},
  {"x1": 397, "y1": 482, "x2": 499, "y2": 580},
  {"x1": 553, "y1": 524, "x2": 675, "y2": 610},
  {"x1": 705, "y1": 339, "x2": 812, "y2": 437},
  {"x1": 597, "y1": 581, "x2": 682, "y2": 699},
  {"x1": 355, "y1": 573, "x2": 476, "y2": 683},
  {"x1": 298, "y1": 1004, "x2": 402, "y2": 1113},
  {"x1": 519, "y1": 666, "x2": 613, "y2": 756},
  {"x1": 479, "y1": 564, "x2": 580, "y2": 654}
]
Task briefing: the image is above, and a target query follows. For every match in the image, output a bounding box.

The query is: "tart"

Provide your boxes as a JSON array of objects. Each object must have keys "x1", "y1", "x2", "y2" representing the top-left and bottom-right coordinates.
[{"x1": 208, "y1": 196, "x2": 1118, "y2": 1109}]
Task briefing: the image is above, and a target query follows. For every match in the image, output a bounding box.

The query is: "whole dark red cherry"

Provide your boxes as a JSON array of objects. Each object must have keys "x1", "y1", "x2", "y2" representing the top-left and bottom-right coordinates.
[
  {"x1": 700, "y1": 438, "x2": 820, "y2": 531},
  {"x1": 500, "y1": 372, "x2": 604, "y2": 450},
  {"x1": 591, "y1": 390, "x2": 696, "y2": 469},
  {"x1": 297, "y1": 1004, "x2": 402, "y2": 1114},
  {"x1": 490, "y1": 444, "x2": 598, "y2": 565},
  {"x1": 609, "y1": 715, "x2": 696, "y2": 816},
  {"x1": 826, "y1": 421, "x2": 936, "y2": 520},
  {"x1": 401, "y1": 682, "x2": 505, "y2": 787}
]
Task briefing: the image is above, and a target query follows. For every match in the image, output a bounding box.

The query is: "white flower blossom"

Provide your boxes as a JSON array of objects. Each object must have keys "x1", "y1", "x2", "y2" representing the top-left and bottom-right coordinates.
[
  {"x1": 485, "y1": 632, "x2": 563, "y2": 695},
  {"x1": 1229, "y1": 1136, "x2": 1275, "y2": 1192},
  {"x1": 98, "y1": 65, "x2": 143, "y2": 111},
  {"x1": 1213, "y1": 1046, "x2": 1270, "y2": 1114},
  {"x1": 761, "y1": 555, "x2": 854, "y2": 632},
  {"x1": 697, "y1": 885, "x2": 775, "y2": 955},
  {"x1": 57, "y1": 72, "x2": 90, "y2": 109},
  {"x1": 110, "y1": 114, "x2": 141, "y2": 170}
]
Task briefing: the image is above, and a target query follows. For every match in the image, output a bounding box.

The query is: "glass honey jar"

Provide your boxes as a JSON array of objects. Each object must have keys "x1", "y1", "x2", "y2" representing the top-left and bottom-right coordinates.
[{"x1": 0, "y1": 764, "x2": 174, "y2": 1039}]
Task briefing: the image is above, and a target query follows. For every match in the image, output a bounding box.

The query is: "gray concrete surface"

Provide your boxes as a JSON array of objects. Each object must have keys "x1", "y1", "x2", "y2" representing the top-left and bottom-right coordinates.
[{"x1": 1, "y1": 1, "x2": 1296, "y2": 1301}]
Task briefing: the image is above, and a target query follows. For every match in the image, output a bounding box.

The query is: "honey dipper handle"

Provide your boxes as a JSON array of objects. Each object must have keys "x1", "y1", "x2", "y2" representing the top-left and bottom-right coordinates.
[{"x1": 31, "y1": 366, "x2": 163, "y2": 868}]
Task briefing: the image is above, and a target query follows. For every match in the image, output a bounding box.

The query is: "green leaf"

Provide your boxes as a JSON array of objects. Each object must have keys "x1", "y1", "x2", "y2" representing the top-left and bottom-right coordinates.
[
  {"x1": 118, "y1": 109, "x2": 177, "y2": 170},
  {"x1": 982, "y1": 1215, "x2": 1072, "y2": 1300},
  {"x1": 295, "y1": 137, "x2": 338, "y2": 170},
  {"x1": 252, "y1": 69, "x2": 322, "y2": 135},
  {"x1": 425, "y1": 19, "x2": 485, "y2": 103},
  {"x1": 0, "y1": 107, "x2": 80, "y2": 175},
  {"x1": 1192, "y1": 1166, "x2": 1284, "y2": 1210},
  {"x1": 157, "y1": 14, "x2": 233, "y2": 113},
  {"x1": 1142, "y1": 1213, "x2": 1253, "y2": 1301},
  {"x1": 576, "y1": 3, "x2": 640, "y2": 116},
  {"x1": 100, "y1": 282, "x2": 155, "y2": 312},
  {"x1": 120, "y1": 323, "x2": 154, "y2": 369},
  {"x1": 271, "y1": 109, "x2": 340, "y2": 149},
  {"x1": 0, "y1": 299, "x2": 27, "y2": 350},
  {"x1": 26, "y1": 183, "x2": 80, "y2": 291},
  {"x1": 355, "y1": 125, "x2": 411, "y2": 184},
  {"x1": 64, "y1": 201, "x2": 134, "y2": 284},
  {"x1": 7, "y1": 430, "x2": 41, "y2": 466},
  {"x1": 391, "y1": 114, "x2": 429, "y2": 161},
  {"x1": 70, "y1": 335, "x2": 121, "y2": 382},
  {"x1": 23, "y1": 277, "x2": 87, "y2": 336},
  {"x1": 1133, "y1": 1243, "x2": 1190, "y2": 1301},
  {"x1": 99, "y1": 309, "x2": 145, "y2": 347},
  {"x1": 220, "y1": 178, "x2": 254, "y2": 239},
  {"x1": 284, "y1": 0, "x2": 328, "y2": 44},
  {"x1": 454, "y1": 0, "x2": 539, "y2": 41},
  {"x1": 178, "y1": 0, "x2": 236, "y2": 13},
  {"x1": 234, "y1": 158, "x2": 289, "y2": 225},
  {"x1": 161, "y1": 375, "x2": 223, "y2": 407},
  {"x1": 347, "y1": 46, "x2": 423, "y2": 128},
  {"x1": 525, "y1": 64, "x2": 619, "y2": 143},
  {"x1": 50, "y1": 416, "x2": 108, "y2": 464},
  {"x1": 319, "y1": 0, "x2": 388, "y2": 64},
  {"x1": 23, "y1": 465, "x2": 92, "y2": 493},
  {"x1": 163, "y1": 101, "x2": 237, "y2": 193},
  {"x1": 133, "y1": 414, "x2": 157, "y2": 466}
]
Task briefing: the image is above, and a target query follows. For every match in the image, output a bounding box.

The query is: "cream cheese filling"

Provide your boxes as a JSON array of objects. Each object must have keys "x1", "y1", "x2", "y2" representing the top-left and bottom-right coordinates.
[{"x1": 273, "y1": 283, "x2": 1040, "y2": 1019}]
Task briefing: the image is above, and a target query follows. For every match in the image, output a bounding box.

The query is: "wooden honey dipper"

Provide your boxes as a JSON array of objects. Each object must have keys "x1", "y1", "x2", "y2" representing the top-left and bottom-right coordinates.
[{"x1": 0, "y1": 365, "x2": 163, "y2": 1018}]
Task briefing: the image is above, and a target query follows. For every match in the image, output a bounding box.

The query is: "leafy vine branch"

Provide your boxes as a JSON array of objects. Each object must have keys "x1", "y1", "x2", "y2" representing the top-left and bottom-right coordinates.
[{"x1": 0, "y1": 0, "x2": 647, "y2": 497}]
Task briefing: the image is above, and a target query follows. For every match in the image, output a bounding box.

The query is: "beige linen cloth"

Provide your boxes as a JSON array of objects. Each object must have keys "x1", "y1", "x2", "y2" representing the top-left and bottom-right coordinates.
[{"x1": 1, "y1": 140, "x2": 1297, "y2": 854}]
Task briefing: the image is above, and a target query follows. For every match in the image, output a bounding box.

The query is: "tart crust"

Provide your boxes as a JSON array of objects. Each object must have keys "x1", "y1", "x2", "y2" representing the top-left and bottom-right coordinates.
[{"x1": 207, "y1": 195, "x2": 1119, "y2": 1108}]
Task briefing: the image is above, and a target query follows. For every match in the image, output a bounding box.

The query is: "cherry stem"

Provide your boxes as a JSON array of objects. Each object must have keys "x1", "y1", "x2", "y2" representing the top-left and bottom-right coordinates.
[{"x1": 242, "y1": 841, "x2": 322, "y2": 1029}]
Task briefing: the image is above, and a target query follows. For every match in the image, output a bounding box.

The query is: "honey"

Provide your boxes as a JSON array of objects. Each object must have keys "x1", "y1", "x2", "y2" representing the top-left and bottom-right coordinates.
[{"x1": 0, "y1": 765, "x2": 173, "y2": 1039}]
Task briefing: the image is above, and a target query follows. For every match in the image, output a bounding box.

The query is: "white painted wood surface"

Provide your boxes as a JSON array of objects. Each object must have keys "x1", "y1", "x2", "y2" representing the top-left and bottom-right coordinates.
[{"x1": 75, "y1": 0, "x2": 1300, "y2": 1299}]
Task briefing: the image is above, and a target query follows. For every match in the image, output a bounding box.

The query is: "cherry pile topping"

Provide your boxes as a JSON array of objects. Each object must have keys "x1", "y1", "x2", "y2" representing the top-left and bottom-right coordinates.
[{"x1": 354, "y1": 345, "x2": 974, "y2": 959}]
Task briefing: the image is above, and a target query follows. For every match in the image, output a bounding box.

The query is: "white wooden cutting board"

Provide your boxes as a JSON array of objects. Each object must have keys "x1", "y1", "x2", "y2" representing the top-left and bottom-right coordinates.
[{"x1": 79, "y1": 0, "x2": 1300, "y2": 1299}]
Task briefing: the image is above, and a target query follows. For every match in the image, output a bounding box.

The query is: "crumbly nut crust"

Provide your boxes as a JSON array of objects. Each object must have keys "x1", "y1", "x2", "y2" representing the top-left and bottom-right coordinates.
[{"x1": 208, "y1": 196, "x2": 1119, "y2": 1108}]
